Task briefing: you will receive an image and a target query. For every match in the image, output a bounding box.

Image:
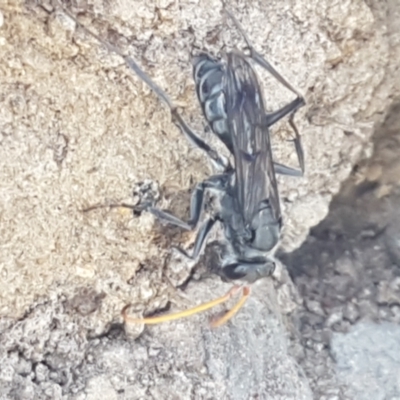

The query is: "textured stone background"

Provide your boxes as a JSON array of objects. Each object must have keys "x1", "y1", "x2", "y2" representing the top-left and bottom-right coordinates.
[{"x1": 0, "y1": 0, "x2": 399, "y2": 398}]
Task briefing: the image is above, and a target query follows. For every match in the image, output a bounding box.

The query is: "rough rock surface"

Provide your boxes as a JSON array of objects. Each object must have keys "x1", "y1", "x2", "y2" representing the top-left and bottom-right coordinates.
[{"x1": 0, "y1": 0, "x2": 399, "y2": 398}]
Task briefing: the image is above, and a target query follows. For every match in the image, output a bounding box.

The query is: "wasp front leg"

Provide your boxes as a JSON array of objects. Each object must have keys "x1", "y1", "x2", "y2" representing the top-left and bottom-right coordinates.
[{"x1": 152, "y1": 174, "x2": 229, "y2": 261}]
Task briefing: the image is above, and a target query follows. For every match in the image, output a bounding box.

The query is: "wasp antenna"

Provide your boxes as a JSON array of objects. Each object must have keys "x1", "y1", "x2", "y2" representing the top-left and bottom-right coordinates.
[{"x1": 123, "y1": 286, "x2": 243, "y2": 325}]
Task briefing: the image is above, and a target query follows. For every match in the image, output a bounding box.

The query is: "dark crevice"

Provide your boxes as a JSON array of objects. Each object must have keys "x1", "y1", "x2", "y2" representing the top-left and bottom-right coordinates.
[{"x1": 280, "y1": 99, "x2": 400, "y2": 397}]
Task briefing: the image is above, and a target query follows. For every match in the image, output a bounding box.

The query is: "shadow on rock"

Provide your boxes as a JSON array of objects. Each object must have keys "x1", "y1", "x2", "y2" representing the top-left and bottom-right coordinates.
[{"x1": 280, "y1": 99, "x2": 400, "y2": 398}]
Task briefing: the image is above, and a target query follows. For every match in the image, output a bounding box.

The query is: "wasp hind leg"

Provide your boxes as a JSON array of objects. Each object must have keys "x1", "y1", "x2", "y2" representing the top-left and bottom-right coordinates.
[
  {"x1": 225, "y1": 9, "x2": 304, "y2": 98},
  {"x1": 269, "y1": 108, "x2": 305, "y2": 175}
]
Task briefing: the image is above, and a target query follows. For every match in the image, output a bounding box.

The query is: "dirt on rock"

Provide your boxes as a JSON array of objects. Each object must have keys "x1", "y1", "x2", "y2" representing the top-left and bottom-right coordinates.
[{"x1": 0, "y1": 0, "x2": 399, "y2": 398}]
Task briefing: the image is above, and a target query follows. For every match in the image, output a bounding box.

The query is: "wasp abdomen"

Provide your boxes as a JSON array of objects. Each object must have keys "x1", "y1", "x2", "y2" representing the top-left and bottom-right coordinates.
[{"x1": 193, "y1": 54, "x2": 233, "y2": 153}]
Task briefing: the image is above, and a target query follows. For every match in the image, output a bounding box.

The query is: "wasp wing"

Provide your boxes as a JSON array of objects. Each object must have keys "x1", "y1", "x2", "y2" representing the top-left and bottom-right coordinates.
[{"x1": 225, "y1": 51, "x2": 281, "y2": 226}]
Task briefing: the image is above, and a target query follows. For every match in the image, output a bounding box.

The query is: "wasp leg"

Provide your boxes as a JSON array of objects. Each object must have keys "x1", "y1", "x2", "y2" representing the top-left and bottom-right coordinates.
[
  {"x1": 268, "y1": 100, "x2": 305, "y2": 175},
  {"x1": 98, "y1": 177, "x2": 222, "y2": 258},
  {"x1": 57, "y1": 3, "x2": 229, "y2": 172},
  {"x1": 271, "y1": 112, "x2": 305, "y2": 176},
  {"x1": 173, "y1": 217, "x2": 218, "y2": 260},
  {"x1": 187, "y1": 174, "x2": 227, "y2": 226},
  {"x1": 266, "y1": 97, "x2": 305, "y2": 127},
  {"x1": 147, "y1": 207, "x2": 192, "y2": 230},
  {"x1": 288, "y1": 113, "x2": 305, "y2": 173},
  {"x1": 81, "y1": 202, "x2": 137, "y2": 213},
  {"x1": 273, "y1": 162, "x2": 303, "y2": 177},
  {"x1": 270, "y1": 110, "x2": 304, "y2": 175},
  {"x1": 210, "y1": 286, "x2": 251, "y2": 328},
  {"x1": 146, "y1": 173, "x2": 227, "y2": 231},
  {"x1": 84, "y1": 178, "x2": 226, "y2": 266},
  {"x1": 270, "y1": 108, "x2": 305, "y2": 174},
  {"x1": 169, "y1": 173, "x2": 228, "y2": 258},
  {"x1": 269, "y1": 112, "x2": 305, "y2": 175},
  {"x1": 122, "y1": 285, "x2": 242, "y2": 325},
  {"x1": 225, "y1": 9, "x2": 303, "y2": 98}
]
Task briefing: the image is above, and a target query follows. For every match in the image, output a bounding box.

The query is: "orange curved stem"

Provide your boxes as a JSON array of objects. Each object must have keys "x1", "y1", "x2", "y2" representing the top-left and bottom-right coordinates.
[
  {"x1": 122, "y1": 285, "x2": 242, "y2": 325},
  {"x1": 210, "y1": 286, "x2": 251, "y2": 328}
]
